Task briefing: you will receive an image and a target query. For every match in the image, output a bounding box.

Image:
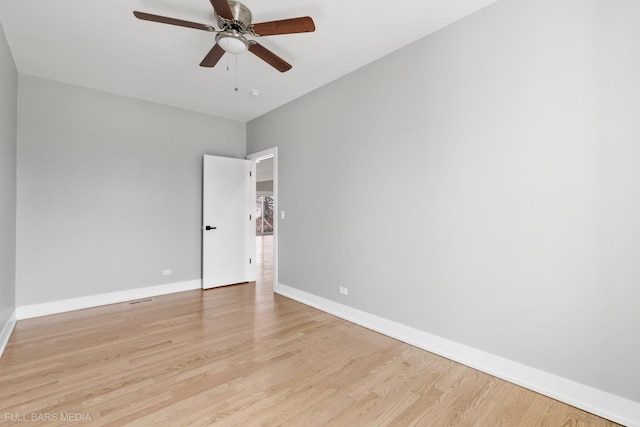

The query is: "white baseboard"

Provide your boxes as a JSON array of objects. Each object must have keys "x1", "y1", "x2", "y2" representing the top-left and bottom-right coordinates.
[
  {"x1": 16, "y1": 280, "x2": 201, "y2": 320},
  {"x1": 275, "y1": 282, "x2": 640, "y2": 427},
  {"x1": 0, "y1": 310, "x2": 17, "y2": 358}
]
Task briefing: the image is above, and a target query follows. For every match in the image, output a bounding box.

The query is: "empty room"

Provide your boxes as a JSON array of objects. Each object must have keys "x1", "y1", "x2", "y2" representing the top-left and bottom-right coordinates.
[{"x1": 1, "y1": 0, "x2": 639, "y2": 425}]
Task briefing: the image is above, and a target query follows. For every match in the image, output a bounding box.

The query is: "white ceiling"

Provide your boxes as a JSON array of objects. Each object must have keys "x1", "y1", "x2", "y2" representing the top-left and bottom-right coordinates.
[{"x1": 0, "y1": 0, "x2": 497, "y2": 122}]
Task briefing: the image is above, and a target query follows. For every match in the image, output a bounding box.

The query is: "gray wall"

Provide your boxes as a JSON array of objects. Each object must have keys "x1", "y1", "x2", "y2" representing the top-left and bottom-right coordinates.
[
  {"x1": 16, "y1": 75, "x2": 245, "y2": 305},
  {"x1": 256, "y1": 180, "x2": 273, "y2": 193},
  {"x1": 0, "y1": 23, "x2": 17, "y2": 328},
  {"x1": 248, "y1": 0, "x2": 640, "y2": 403}
]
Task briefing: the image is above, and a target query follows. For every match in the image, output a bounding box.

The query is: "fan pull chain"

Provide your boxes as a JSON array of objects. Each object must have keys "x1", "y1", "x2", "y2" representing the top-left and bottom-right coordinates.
[{"x1": 234, "y1": 55, "x2": 239, "y2": 92}]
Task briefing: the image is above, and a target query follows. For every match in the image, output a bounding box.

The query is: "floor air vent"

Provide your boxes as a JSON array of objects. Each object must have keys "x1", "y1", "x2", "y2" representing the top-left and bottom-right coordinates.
[{"x1": 129, "y1": 298, "x2": 153, "y2": 305}]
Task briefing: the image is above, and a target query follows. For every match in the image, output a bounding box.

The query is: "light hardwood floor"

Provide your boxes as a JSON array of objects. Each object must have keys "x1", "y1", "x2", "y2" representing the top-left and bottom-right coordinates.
[{"x1": 0, "y1": 236, "x2": 620, "y2": 426}]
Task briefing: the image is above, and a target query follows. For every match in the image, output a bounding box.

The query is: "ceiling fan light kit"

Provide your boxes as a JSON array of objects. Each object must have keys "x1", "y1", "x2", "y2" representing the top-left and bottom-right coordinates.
[
  {"x1": 216, "y1": 32, "x2": 248, "y2": 54},
  {"x1": 133, "y1": 0, "x2": 315, "y2": 72}
]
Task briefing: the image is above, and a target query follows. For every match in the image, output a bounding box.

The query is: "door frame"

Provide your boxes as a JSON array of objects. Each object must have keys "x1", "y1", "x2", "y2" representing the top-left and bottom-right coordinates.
[{"x1": 246, "y1": 147, "x2": 278, "y2": 291}]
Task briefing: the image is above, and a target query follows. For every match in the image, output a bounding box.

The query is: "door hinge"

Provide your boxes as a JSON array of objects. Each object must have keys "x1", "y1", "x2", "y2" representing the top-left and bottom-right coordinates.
[
  {"x1": 249, "y1": 214, "x2": 252, "y2": 220},
  {"x1": 250, "y1": 171, "x2": 252, "y2": 177},
  {"x1": 249, "y1": 258, "x2": 252, "y2": 264}
]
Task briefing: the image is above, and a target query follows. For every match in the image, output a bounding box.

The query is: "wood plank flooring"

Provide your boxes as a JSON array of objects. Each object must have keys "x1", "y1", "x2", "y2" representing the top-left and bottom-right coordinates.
[{"x1": 0, "y1": 236, "x2": 621, "y2": 426}]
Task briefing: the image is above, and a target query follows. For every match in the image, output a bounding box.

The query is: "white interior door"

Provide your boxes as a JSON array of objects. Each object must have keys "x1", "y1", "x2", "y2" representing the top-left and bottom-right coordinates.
[{"x1": 202, "y1": 155, "x2": 256, "y2": 289}]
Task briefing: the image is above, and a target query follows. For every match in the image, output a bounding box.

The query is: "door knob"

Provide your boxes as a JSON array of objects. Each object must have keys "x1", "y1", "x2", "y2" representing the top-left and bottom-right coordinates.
[{"x1": 205, "y1": 226, "x2": 217, "y2": 231}]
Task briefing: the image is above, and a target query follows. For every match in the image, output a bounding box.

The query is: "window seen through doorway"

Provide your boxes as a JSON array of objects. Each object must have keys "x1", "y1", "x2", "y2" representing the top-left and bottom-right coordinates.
[{"x1": 256, "y1": 195, "x2": 274, "y2": 235}]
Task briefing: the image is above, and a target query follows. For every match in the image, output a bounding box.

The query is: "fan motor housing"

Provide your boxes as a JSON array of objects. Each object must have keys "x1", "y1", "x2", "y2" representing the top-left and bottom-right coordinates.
[{"x1": 217, "y1": 1, "x2": 252, "y2": 30}]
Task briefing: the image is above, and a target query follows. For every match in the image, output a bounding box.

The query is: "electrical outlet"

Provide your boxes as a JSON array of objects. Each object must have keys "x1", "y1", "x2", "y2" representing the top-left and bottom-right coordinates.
[
  {"x1": 162, "y1": 269, "x2": 172, "y2": 276},
  {"x1": 339, "y1": 286, "x2": 348, "y2": 295}
]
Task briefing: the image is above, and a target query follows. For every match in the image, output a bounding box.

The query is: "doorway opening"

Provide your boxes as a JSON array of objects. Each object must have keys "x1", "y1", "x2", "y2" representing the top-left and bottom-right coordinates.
[{"x1": 247, "y1": 148, "x2": 278, "y2": 292}]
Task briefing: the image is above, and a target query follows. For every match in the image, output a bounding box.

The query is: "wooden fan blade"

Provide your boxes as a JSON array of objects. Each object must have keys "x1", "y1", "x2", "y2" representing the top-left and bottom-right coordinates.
[
  {"x1": 200, "y1": 44, "x2": 225, "y2": 67},
  {"x1": 251, "y1": 17, "x2": 315, "y2": 36},
  {"x1": 210, "y1": 0, "x2": 234, "y2": 20},
  {"x1": 248, "y1": 43, "x2": 292, "y2": 72},
  {"x1": 133, "y1": 11, "x2": 214, "y2": 32}
]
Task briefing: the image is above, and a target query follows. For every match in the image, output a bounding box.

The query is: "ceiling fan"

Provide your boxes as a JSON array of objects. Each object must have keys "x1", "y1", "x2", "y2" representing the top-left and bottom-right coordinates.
[{"x1": 133, "y1": 0, "x2": 315, "y2": 72}]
